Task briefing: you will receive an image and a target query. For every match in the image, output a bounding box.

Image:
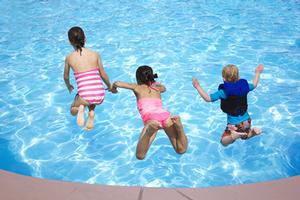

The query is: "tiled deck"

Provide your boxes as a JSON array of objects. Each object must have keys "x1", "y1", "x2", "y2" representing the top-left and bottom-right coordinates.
[{"x1": 0, "y1": 170, "x2": 299, "y2": 200}]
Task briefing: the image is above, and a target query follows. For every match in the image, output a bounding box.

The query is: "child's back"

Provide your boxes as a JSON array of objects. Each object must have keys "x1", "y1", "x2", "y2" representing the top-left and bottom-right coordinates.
[
  {"x1": 133, "y1": 83, "x2": 164, "y2": 99},
  {"x1": 67, "y1": 48, "x2": 99, "y2": 73}
]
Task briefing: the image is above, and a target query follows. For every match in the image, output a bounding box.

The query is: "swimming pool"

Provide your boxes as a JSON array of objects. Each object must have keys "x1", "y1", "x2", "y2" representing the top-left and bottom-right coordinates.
[{"x1": 0, "y1": 0, "x2": 299, "y2": 188}]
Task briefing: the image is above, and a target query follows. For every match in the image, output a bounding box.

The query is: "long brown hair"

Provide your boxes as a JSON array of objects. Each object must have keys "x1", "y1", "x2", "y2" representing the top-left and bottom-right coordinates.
[{"x1": 68, "y1": 26, "x2": 85, "y2": 55}]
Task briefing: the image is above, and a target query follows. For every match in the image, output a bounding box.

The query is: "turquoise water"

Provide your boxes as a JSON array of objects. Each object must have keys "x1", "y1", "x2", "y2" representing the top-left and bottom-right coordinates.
[{"x1": 0, "y1": 0, "x2": 300, "y2": 188}]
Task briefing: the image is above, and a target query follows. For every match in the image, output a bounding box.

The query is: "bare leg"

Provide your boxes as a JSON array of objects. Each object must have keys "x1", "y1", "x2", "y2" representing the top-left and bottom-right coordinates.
[
  {"x1": 221, "y1": 131, "x2": 248, "y2": 146},
  {"x1": 136, "y1": 120, "x2": 160, "y2": 160},
  {"x1": 85, "y1": 105, "x2": 96, "y2": 130},
  {"x1": 163, "y1": 116, "x2": 188, "y2": 154},
  {"x1": 246, "y1": 127, "x2": 262, "y2": 139},
  {"x1": 77, "y1": 105, "x2": 85, "y2": 127},
  {"x1": 70, "y1": 94, "x2": 89, "y2": 116}
]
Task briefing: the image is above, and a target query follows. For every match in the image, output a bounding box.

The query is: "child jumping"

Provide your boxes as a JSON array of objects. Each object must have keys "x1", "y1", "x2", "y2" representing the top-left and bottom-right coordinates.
[
  {"x1": 113, "y1": 65, "x2": 188, "y2": 160},
  {"x1": 192, "y1": 64, "x2": 264, "y2": 146},
  {"x1": 64, "y1": 26, "x2": 116, "y2": 130}
]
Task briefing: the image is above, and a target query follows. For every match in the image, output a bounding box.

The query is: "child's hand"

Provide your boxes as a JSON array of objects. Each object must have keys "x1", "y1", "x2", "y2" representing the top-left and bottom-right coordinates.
[
  {"x1": 109, "y1": 86, "x2": 118, "y2": 94},
  {"x1": 112, "y1": 82, "x2": 118, "y2": 90},
  {"x1": 68, "y1": 85, "x2": 74, "y2": 93},
  {"x1": 255, "y1": 64, "x2": 264, "y2": 74},
  {"x1": 192, "y1": 77, "x2": 211, "y2": 102},
  {"x1": 192, "y1": 78, "x2": 200, "y2": 89}
]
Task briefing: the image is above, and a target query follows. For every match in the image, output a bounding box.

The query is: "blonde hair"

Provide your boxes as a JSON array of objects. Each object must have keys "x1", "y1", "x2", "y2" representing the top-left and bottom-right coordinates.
[{"x1": 222, "y1": 64, "x2": 239, "y2": 82}]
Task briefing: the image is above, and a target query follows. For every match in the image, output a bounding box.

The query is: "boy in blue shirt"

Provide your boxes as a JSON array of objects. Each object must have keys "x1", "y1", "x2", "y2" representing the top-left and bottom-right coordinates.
[{"x1": 192, "y1": 64, "x2": 264, "y2": 146}]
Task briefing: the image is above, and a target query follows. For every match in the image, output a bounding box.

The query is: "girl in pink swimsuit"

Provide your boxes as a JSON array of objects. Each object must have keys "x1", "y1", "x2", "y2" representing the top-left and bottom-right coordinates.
[
  {"x1": 64, "y1": 26, "x2": 117, "y2": 130},
  {"x1": 113, "y1": 65, "x2": 188, "y2": 160}
]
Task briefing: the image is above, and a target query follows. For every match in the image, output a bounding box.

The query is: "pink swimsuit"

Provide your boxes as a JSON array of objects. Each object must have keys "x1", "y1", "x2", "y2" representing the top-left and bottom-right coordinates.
[
  {"x1": 74, "y1": 68, "x2": 105, "y2": 105},
  {"x1": 137, "y1": 98, "x2": 170, "y2": 128}
]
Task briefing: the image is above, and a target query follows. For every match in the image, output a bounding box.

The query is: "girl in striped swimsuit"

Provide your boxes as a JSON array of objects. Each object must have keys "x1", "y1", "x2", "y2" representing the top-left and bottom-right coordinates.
[{"x1": 64, "y1": 26, "x2": 117, "y2": 130}]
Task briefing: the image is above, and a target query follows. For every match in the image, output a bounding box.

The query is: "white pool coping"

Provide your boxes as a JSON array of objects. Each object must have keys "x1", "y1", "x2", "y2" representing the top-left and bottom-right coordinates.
[{"x1": 0, "y1": 170, "x2": 299, "y2": 200}]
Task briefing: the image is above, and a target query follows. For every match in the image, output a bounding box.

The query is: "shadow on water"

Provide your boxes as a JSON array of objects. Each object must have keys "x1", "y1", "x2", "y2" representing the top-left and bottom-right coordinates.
[{"x1": 0, "y1": 138, "x2": 32, "y2": 175}]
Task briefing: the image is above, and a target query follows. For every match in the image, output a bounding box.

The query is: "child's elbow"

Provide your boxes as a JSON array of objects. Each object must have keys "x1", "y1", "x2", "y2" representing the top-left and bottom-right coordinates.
[
  {"x1": 63, "y1": 74, "x2": 69, "y2": 80},
  {"x1": 204, "y1": 96, "x2": 212, "y2": 102}
]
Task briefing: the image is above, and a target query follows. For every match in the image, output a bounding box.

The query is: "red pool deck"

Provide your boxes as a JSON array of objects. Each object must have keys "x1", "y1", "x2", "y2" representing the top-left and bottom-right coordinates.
[{"x1": 0, "y1": 170, "x2": 299, "y2": 200}]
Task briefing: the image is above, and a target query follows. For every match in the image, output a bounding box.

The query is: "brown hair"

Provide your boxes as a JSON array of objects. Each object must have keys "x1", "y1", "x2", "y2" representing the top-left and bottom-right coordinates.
[
  {"x1": 68, "y1": 26, "x2": 85, "y2": 55},
  {"x1": 136, "y1": 65, "x2": 158, "y2": 85},
  {"x1": 222, "y1": 64, "x2": 239, "y2": 82}
]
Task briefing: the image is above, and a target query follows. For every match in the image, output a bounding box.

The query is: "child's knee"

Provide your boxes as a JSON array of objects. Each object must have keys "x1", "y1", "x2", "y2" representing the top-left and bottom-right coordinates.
[
  {"x1": 176, "y1": 146, "x2": 186, "y2": 154},
  {"x1": 220, "y1": 141, "x2": 228, "y2": 147},
  {"x1": 136, "y1": 152, "x2": 146, "y2": 160},
  {"x1": 220, "y1": 138, "x2": 232, "y2": 147},
  {"x1": 70, "y1": 107, "x2": 78, "y2": 116}
]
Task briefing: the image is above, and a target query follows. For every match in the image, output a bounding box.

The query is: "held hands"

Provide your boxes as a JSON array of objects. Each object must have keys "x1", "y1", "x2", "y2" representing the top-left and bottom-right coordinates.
[
  {"x1": 108, "y1": 85, "x2": 118, "y2": 93},
  {"x1": 112, "y1": 82, "x2": 118, "y2": 88},
  {"x1": 255, "y1": 64, "x2": 264, "y2": 74}
]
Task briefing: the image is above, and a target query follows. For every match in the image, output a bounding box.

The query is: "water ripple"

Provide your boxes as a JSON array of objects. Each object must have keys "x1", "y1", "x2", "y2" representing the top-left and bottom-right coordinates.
[{"x1": 0, "y1": 0, "x2": 299, "y2": 188}]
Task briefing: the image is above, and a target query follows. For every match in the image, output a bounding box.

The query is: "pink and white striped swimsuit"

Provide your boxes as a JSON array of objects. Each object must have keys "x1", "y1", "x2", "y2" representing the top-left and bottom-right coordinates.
[{"x1": 74, "y1": 68, "x2": 105, "y2": 105}]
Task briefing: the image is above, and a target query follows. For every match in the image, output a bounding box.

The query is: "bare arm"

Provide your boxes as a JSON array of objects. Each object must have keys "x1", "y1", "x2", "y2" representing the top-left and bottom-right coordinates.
[
  {"x1": 253, "y1": 64, "x2": 264, "y2": 88},
  {"x1": 97, "y1": 54, "x2": 117, "y2": 93},
  {"x1": 113, "y1": 81, "x2": 137, "y2": 90},
  {"x1": 63, "y1": 57, "x2": 74, "y2": 93},
  {"x1": 192, "y1": 78, "x2": 211, "y2": 102}
]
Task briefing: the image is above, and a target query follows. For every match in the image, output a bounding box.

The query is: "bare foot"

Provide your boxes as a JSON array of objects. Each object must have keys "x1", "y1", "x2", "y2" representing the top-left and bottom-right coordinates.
[
  {"x1": 171, "y1": 116, "x2": 182, "y2": 132},
  {"x1": 171, "y1": 116, "x2": 180, "y2": 125},
  {"x1": 231, "y1": 131, "x2": 248, "y2": 140},
  {"x1": 140, "y1": 121, "x2": 160, "y2": 139},
  {"x1": 85, "y1": 111, "x2": 95, "y2": 131},
  {"x1": 77, "y1": 105, "x2": 85, "y2": 127},
  {"x1": 247, "y1": 127, "x2": 262, "y2": 139},
  {"x1": 252, "y1": 127, "x2": 262, "y2": 135}
]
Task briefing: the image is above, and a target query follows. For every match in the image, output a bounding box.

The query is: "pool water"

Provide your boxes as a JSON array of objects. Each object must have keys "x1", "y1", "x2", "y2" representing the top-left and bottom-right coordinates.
[{"x1": 0, "y1": 0, "x2": 300, "y2": 188}]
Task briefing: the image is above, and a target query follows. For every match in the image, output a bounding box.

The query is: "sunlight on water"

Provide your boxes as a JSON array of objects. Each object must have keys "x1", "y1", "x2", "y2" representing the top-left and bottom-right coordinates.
[{"x1": 0, "y1": 0, "x2": 300, "y2": 188}]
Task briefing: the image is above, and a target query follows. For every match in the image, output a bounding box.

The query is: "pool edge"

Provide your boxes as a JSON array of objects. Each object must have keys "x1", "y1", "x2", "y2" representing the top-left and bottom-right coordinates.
[{"x1": 0, "y1": 170, "x2": 299, "y2": 200}]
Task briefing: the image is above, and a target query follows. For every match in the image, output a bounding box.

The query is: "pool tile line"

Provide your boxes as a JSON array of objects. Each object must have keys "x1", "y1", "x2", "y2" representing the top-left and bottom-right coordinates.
[
  {"x1": 174, "y1": 189, "x2": 195, "y2": 200},
  {"x1": 138, "y1": 187, "x2": 144, "y2": 200}
]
